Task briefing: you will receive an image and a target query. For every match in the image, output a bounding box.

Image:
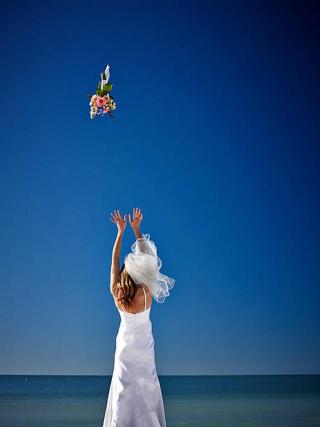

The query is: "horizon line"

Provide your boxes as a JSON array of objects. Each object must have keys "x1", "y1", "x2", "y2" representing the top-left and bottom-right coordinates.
[{"x1": 1, "y1": 373, "x2": 319, "y2": 377}]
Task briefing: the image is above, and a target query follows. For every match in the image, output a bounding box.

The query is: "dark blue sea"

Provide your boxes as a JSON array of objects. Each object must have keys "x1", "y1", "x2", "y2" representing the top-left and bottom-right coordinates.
[{"x1": 0, "y1": 375, "x2": 319, "y2": 426}]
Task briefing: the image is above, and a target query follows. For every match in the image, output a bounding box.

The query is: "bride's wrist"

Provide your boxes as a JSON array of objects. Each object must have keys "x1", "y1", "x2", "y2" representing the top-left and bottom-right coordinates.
[{"x1": 133, "y1": 228, "x2": 142, "y2": 239}]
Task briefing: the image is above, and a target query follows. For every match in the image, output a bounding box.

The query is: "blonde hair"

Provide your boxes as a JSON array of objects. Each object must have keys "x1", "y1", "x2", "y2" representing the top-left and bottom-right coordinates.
[{"x1": 115, "y1": 264, "x2": 138, "y2": 309}]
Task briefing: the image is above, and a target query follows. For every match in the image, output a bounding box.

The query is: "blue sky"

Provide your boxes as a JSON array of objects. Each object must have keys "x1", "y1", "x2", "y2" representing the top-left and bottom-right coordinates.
[{"x1": 0, "y1": 0, "x2": 319, "y2": 375}]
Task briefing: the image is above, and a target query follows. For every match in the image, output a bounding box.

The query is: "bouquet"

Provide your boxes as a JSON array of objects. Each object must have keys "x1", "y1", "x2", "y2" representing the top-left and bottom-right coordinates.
[{"x1": 89, "y1": 64, "x2": 116, "y2": 119}]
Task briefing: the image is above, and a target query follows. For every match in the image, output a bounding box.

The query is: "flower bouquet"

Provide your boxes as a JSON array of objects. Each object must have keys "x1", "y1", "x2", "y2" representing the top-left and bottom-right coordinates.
[{"x1": 89, "y1": 64, "x2": 116, "y2": 119}]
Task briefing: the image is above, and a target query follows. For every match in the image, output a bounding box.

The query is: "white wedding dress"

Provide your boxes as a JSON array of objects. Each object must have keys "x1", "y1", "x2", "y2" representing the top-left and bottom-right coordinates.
[{"x1": 102, "y1": 287, "x2": 166, "y2": 427}]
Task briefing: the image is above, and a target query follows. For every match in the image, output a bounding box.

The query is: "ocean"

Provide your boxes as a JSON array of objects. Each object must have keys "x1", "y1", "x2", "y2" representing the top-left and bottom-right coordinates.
[{"x1": 0, "y1": 375, "x2": 319, "y2": 426}]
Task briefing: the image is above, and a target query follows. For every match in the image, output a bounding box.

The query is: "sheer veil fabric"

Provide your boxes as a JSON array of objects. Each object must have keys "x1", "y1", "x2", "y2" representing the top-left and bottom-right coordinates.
[{"x1": 124, "y1": 233, "x2": 175, "y2": 303}]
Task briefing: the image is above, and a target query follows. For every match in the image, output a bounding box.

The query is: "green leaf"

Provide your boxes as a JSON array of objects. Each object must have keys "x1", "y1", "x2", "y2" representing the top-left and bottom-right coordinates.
[{"x1": 103, "y1": 83, "x2": 112, "y2": 92}]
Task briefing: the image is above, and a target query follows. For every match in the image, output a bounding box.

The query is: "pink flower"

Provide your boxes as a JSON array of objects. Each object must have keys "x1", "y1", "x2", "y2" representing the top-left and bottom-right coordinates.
[{"x1": 96, "y1": 96, "x2": 107, "y2": 107}]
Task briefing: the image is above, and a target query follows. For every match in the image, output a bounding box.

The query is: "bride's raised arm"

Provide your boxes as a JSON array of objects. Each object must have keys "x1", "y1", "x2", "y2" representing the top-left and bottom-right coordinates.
[
  {"x1": 129, "y1": 208, "x2": 146, "y2": 253},
  {"x1": 109, "y1": 209, "x2": 127, "y2": 295}
]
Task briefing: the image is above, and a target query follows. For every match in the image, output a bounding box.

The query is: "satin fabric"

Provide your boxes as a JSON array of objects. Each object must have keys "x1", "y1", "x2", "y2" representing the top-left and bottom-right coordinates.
[{"x1": 102, "y1": 302, "x2": 166, "y2": 426}]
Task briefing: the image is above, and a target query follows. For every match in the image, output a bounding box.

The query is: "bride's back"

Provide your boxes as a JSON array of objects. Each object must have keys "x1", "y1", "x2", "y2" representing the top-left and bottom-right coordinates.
[{"x1": 114, "y1": 285, "x2": 152, "y2": 314}]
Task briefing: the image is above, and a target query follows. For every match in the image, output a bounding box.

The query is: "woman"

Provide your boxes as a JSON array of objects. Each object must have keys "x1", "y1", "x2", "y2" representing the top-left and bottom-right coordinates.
[{"x1": 102, "y1": 207, "x2": 175, "y2": 427}]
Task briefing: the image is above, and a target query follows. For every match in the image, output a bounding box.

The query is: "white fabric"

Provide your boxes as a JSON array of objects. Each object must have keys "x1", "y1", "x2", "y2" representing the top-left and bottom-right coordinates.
[
  {"x1": 102, "y1": 298, "x2": 166, "y2": 426},
  {"x1": 100, "y1": 64, "x2": 110, "y2": 89},
  {"x1": 124, "y1": 233, "x2": 175, "y2": 303}
]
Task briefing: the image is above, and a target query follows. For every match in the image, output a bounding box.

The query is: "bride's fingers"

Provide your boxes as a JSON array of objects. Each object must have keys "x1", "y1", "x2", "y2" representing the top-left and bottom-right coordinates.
[
  {"x1": 111, "y1": 211, "x2": 121, "y2": 224},
  {"x1": 111, "y1": 210, "x2": 128, "y2": 224}
]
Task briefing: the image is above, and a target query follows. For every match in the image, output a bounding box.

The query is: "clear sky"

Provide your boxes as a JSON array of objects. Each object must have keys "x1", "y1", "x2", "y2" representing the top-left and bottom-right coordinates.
[{"x1": 0, "y1": 0, "x2": 319, "y2": 375}]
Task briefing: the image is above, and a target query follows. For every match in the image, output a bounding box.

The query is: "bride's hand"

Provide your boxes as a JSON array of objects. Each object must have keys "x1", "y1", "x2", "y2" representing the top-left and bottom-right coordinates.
[
  {"x1": 110, "y1": 209, "x2": 127, "y2": 234},
  {"x1": 129, "y1": 207, "x2": 143, "y2": 231}
]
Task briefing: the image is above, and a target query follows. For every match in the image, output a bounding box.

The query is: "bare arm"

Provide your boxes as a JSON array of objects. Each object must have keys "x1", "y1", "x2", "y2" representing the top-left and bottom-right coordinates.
[
  {"x1": 109, "y1": 210, "x2": 127, "y2": 295},
  {"x1": 129, "y1": 208, "x2": 145, "y2": 252},
  {"x1": 110, "y1": 229, "x2": 123, "y2": 294},
  {"x1": 133, "y1": 228, "x2": 142, "y2": 239}
]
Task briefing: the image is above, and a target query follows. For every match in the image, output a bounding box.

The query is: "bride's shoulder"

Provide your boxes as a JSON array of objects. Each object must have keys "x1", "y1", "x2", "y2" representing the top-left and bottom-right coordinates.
[{"x1": 142, "y1": 285, "x2": 151, "y2": 294}]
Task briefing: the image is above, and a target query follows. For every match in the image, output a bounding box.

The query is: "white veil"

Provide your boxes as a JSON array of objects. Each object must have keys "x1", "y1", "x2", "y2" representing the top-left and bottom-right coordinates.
[{"x1": 124, "y1": 233, "x2": 175, "y2": 303}]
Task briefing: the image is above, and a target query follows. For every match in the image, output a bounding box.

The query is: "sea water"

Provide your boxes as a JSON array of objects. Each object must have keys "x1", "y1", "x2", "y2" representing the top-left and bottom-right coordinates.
[{"x1": 0, "y1": 375, "x2": 319, "y2": 427}]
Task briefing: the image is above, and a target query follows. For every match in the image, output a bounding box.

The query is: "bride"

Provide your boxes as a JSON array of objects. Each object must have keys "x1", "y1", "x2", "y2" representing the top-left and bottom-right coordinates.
[{"x1": 102, "y1": 207, "x2": 175, "y2": 427}]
